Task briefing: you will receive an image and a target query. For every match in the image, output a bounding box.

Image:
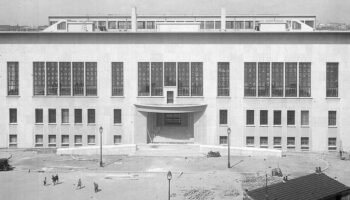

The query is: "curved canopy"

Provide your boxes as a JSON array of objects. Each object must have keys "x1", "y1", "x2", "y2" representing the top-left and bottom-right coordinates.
[{"x1": 134, "y1": 104, "x2": 207, "y2": 113}]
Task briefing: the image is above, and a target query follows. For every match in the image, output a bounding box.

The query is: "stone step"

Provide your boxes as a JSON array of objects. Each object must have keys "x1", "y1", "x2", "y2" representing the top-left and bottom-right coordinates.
[{"x1": 134, "y1": 144, "x2": 202, "y2": 157}]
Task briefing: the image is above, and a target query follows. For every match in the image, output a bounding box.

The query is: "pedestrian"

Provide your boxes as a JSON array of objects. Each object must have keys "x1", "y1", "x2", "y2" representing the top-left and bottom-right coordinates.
[
  {"x1": 52, "y1": 175, "x2": 56, "y2": 186},
  {"x1": 43, "y1": 177, "x2": 47, "y2": 186},
  {"x1": 94, "y1": 182, "x2": 99, "y2": 193},
  {"x1": 77, "y1": 178, "x2": 82, "y2": 189},
  {"x1": 55, "y1": 174, "x2": 59, "y2": 184}
]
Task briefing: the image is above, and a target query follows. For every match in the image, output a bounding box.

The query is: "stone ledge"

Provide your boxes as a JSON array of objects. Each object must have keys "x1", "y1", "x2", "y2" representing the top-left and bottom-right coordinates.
[
  {"x1": 200, "y1": 145, "x2": 282, "y2": 157},
  {"x1": 56, "y1": 144, "x2": 137, "y2": 155}
]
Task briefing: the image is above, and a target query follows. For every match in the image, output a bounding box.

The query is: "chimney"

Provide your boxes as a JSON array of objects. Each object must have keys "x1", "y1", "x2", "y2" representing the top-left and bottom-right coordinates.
[
  {"x1": 221, "y1": 8, "x2": 226, "y2": 31},
  {"x1": 131, "y1": 7, "x2": 137, "y2": 32}
]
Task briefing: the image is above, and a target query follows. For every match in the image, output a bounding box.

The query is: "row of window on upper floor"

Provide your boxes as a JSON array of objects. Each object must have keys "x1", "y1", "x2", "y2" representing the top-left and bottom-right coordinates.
[{"x1": 5, "y1": 61, "x2": 339, "y2": 98}]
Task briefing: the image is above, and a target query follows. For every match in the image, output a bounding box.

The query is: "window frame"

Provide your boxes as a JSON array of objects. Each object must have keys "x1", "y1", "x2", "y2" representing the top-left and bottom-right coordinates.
[
  {"x1": 287, "y1": 110, "x2": 295, "y2": 126},
  {"x1": 260, "y1": 110, "x2": 268, "y2": 126},
  {"x1": 328, "y1": 110, "x2": 337, "y2": 127},
  {"x1": 246, "y1": 110, "x2": 255, "y2": 125},
  {"x1": 219, "y1": 110, "x2": 228, "y2": 125},
  {"x1": 35, "y1": 108, "x2": 44, "y2": 124},
  {"x1": 7, "y1": 62, "x2": 19, "y2": 96},
  {"x1": 48, "y1": 109, "x2": 56, "y2": 124},
  {"x1": 9, "y1": 108, "x2": 17, "y2": 124},
  {"x1": 74, "y1": 109, "x2": 83, "y2": 124},
  {"x1": 87, "y1": 109, "x2": 96, "y2": 124},
  {"x1": 114, "y1": 109, "x2": 122, "y2": 124}
]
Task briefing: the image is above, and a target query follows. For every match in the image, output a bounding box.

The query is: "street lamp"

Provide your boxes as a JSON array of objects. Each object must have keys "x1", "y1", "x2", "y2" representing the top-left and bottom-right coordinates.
[
  {"x1": 99, "y1": 126, "x2": 103, "y2": 167},
  {"x1": 227, "y1": 127, "x2": 231, "y2": 168},
  {"x1": 167, "y1": 171, "x2": 172, "y2": 200}
]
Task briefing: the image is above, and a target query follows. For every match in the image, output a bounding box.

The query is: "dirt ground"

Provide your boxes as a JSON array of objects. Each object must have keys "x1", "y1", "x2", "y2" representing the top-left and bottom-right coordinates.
[{"x1": 0, "y1": 149, "x2": 349, "y2": 200}]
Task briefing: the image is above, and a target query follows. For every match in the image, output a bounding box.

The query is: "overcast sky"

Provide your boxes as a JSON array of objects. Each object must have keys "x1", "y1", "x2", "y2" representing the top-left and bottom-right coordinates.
[{"x1": 0, "y1": 0, "x2": 349, "y2": 26}]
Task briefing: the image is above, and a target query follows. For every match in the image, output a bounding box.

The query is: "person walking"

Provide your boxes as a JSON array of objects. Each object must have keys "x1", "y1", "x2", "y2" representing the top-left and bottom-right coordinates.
[
  {"x1": 43, "y1": 177, "x2": 47, "y2": 186},
  {"x1": 76, "y1": 178, "x2": 82, "y2": 190},
  {"x1": 94, "y1": 182, "x2": 99, "y2": 193}
]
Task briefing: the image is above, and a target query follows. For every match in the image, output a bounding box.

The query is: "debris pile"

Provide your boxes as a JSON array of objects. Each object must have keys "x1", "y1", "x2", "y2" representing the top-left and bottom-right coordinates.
[
  {"x1": 242, "y1": 174, "x2": 282, "y2": 191},
  {"x1": 184, "y1": 188, "x2": 214, "y2": 200},
  {"x1": 206, "y1": 151, "x2": 221, "y2": 158},
  {"x1": 0, "y1": 155, "x2": 13, "y2": 171}
]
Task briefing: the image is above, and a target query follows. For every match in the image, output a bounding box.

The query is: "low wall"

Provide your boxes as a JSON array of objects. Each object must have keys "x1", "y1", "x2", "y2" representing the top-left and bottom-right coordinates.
[
  {"x1": 56, "y1": 144, "x2": 137, "y2": 156},
  {"x1": 200, "y1": 145, "x2": 282, "y2": 157}
]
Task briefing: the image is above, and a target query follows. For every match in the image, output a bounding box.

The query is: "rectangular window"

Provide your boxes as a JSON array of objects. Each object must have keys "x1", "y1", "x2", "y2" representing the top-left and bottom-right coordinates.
[
  {"x1": 205, "y1": 21, "x2": 214, "y2": 29},
  {"x1": 61, "y1": 135, "x2": 69, "y2": 147},
  {"x1": 273, "y1": 110, "x2": 281, "y2": 125},
  {"x1": 328, "y1": 138, "x2": 337, "y2": 151},
  {"x1": 87, "y1": 135, "x2": 96, "y2": 145},
  {"x1": 273, "y1": 137, "x2": 282, "y2": 148},
  {"x1": 328, "y1": 111, "x2": 336, "y2": 126},
  {"x1": 299, "y1": 62, "x2": 311, "y2": 97},
  {"x1": 111, "y1": 62, "x2": 124, "y2": 96},
  {"x1": 244, "y1": 62, "x2": 256, "y2": 97},
  {"x1": 246, "y1": 110, "x2": 254, "y2": 125},
  {"x1": 260, "y1": 110, "x2": 268, "y2": 125},
  {"x1": 178, "y1": 62, "x2": 190, "y2": 96},
  {"x1": 48, "y1": 109, "x2": 56, "y2": 124},
  {"x1": 7, "y1": 62, "x2": 19, "y2": 95},
  {"x1": 218, "y1": 62, "x2": 230, "y2": 96},
  {"x1": 114, "y1": 135, "x2": 122, "y2": 144},
  {"x1": 74, "y1": 109, "x2": 82, "y2": 124},
  {"x1": 301, "y1": 137, "x2": 309, "y2": 150},
  {"x1": 9, "y1": 135, "x2": 17, "y2": 148},
  {"x1": 46, "y1": 62, "x2": 58, "y2": 95},
  {"x1": 226, "y1": 21, "x2": 233, "y2": 29},
  {"x1": 33, "y1": 62, "x2": 45, "y2": 95},
  {"x1": 219, "y1": 136, "x2": 228, "y2": 145},
  {"x1": 271, "y1": 62, "x2": 283, "y2": 97},
  {"x1": 35, "y1": 109, "x2": 43, "y2": 124},
  {"x1": 164, "y1": 113, "x2": 181, "y2": 125},
  {"x1": 246, "y1": 136, "x2": 254, "y2": 146},
  {"x1": 98, "y1": 21, "x2": 106, "y2": 31},
  {"x1": 326, "y1": 63, "x2": 338, "y2": 97},
  {"x1": 191, "y1": 62, "x2": 203, "y2": 96},
  {"x1": 118, "y1": 21, "x2": 126, "y2": 29},
  {"x1": 214, "y1": 21, "x2": 221, "y2": 29},
  {"x1": 87, "y1": 109, "x2": 95, "y2": 124},
  {"x1": 260, "y1": 137, "x2": 268, "y2": 147},
  {"x1": 73, "y1": 62, "x2": 84, "y2": 96},
  {"x1": 74, "y1": 135, "x2": 83, "y2": 146},
  {"x1": 48, "y1": 135, "x2": 56, "y2": 147},
  {"x1": 59, "y1": 62, "x2": 71, "y2": 96},
  {"x1": 61, "y1": 109, "x2": 69, "y2": 124},
  {"x1": 114, "y1": 109, "x2": 122, "y2": 124},
  {"x1": 164, "y1": 62, "x2": 176, "y2": 86},
  {"x1": 35, "y1": 135, "x2": 43, "y2": 147},
  {"x1": 137, "y1": 21, "x2": 145, "y2": 29},
  {"x1": 234, "y1": 21, "x2": 244, "y2": 29},
  {"x1": 167, "y1": 91, "x2": 174, "y2": 104},
  {"x1": 285, "y1": 62, "x2": 297, "y2": 97},
  {"x1": 151, "y1": 62, "x2": 163, "y2": 96},
  {"x1": 219, "y1": 110, "x2": 228, "y2": 125},
  {"x1": 245, "y1": 21, "x2": 254, "y2": 29},
  {"x1": 301, "y1": 110, "x2": 309, "y2": 126},
  {"x1": 287, "y1": 110, "x2": 295, "y2": 125},
  {"x1": 258, "y1": 62, "x2": 270, "y2": 97},
  {"x1": 138, "y1": 62, "x2": 150, "y2": 96},
  {"x1": 85, "y1": 62, "x2": 97, "y2": 96},
  {"x1": 108, "y1": 21, "x2": 117, "y2": 29},
  {"x1": 287, "y1": 137, "x2": 295, "y2": 149},
  {"x1": 9, "y1": 108, "x2": 17, "y2": 124}
]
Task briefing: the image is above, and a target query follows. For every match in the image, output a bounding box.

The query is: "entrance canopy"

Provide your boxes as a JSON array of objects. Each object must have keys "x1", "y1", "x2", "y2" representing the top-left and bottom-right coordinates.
[{"x1": 134, "y1": 104, "x2": 207, "y2": 113}]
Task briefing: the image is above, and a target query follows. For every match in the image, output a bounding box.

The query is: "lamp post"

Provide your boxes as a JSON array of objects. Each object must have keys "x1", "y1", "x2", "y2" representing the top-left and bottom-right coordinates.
[
  {"x1": 227, "y1": 127, "x2": 231, "y2": 168},
  {"x1": 99, "y1": 126, "x2": 103, "y2": 167},
  {"x1": 167, "y1": 171, "x2": 172, "y2": 200}
]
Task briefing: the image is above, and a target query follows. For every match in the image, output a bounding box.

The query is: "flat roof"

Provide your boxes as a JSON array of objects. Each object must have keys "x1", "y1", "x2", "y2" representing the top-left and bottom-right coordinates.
[{"x1": 48, "y1": 15, "x2": 316, "y2": 19}]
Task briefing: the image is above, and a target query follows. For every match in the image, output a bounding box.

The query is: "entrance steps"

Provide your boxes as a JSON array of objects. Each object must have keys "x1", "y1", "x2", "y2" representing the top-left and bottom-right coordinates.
[{"x1": 134, "y1": 144, "x2": 203, "y2": 157}]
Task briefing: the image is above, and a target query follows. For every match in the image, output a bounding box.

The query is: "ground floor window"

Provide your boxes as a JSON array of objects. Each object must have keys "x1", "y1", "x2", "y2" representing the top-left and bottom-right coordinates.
[
  {"x1": 328, "y1": 138, "x2": 337, "y2": 151},
  {"x1": 9, "y1": 108, "x2": 17, "y2": 124},
  {"x1": 75, "y1": 135, "x2": 83, "y2": 146},
  {"x1": 273, "y1": 137, "x2": 282, "y2": 149},
  {"x1": 87, "y1": 109, "x2": 95, "y2": 124},
  {"x1": 260, "y1": 110, "x2": 268, "y2": 125},
  {"x1": 35, "y1": 135, "x2": 43, "y2": 147},
  {"x1": 61, "y1": 135, "x2": 69, "y2": 147},
  {"x1": 273, "y1": 110, "x2": 281, "y2": 125},
  {"x1": 114, "y1": 135, "x2": 122, "y2": 144},
  {"x1": 88, "y1": 135, "x2": 95, "y2": 145},
  {"x1": 219, "y1": 136, "x2": 227, "y2": 145},
  {"x1": 75, "y1": 109, "x2": 82, "y2": 124},
  {"x1": 328, "y1": 111, "x2": 337, "y2": 127},
  {"x1": 287, "y1": 137, "x2": 295, "y2": 149},
  {"x1": 260, "y1": 137, "x2": 268, "y2": 148},
  {"x1": 48, "y1": 109, "x2": 56, "y2": 124},
  {"x1": 301, "y1": 137, "x2": 309, "y2": 150},
  {"x1": 9, "y1": 135, "x2": 17, "y2": 148},
  {"x1": 114, "y1": 109, "x2": 122, "y2": 124},
  {"x1": 287, "y1": 111, "x2": 295, "y2": 125},
  {"x1": 35, "y1": 109, "x2": 43, "y2": 124},
  {"x1": 48, "y1": 135, "x2": 56, "y2": 147},
  {"x1": 246, "y1": 137, "x2": 254, "y2": 147},
  {"x1": 164, "y1": 113, "x2": 181, "y2": 125},
  {"x1": 219, "y1": 110, "x2": 228, "y2": 125},
  {"x1": 61, "y1": 109, "x2": 69, "y2": 124},
  {"x1": 246, "y1": 110, "x2": 254, "y2": 125}
]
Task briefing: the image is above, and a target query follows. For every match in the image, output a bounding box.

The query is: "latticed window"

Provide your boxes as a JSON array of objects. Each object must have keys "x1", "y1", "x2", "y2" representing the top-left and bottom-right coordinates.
[
  {"x1": 46, "y1": 62, "x2": 58, "y2": 95},
  {"x1": 246, "y1": 137, "x2": 254, "y2": 146},
  {"x1": 287, "y1": 137, "x2": 295, "y2": 146},
  {"x1": 114, "y1": 109, "x2": 122, "y2": 124},
  {"x1": 299, "y1": 62, "x2": 311, "y2": 97},
  {"x1": 138, "y1": 62, "x2": 150, "y2": 96},
  {"x1": 301, "y1": 110, "x2": 309, "y2": 126},
  {"x1": 61, "y1": 135, "x2": 69, "y2": 147},
  {"x1": 274, "y1": 137, "x2": 282, "y2": 146},
  {"x1": 191, "y1": 62, "x2": 203, "y2": 96},
  {"x1": 85, "y1": 62, "x2": 97, "y2": 96},
  {"x1": 114, "y1": 135, "x2": 122, "y2": 144},
  {"x1": 258, "y1": 62, "x2": 270, "y2": 97},
  {"x1": 178, "y1": 62, "x2": 190, "y2": 96},
  {"x1": 7, "y1": 62, "x2": 19, "y2": 95},
  {"x1": 260, "y1": 110, "x2": 268, "y2": 125},
  {"x1": 218, "y1": 62, "x2": 229, "y2": 96},
  {"x1": 164, "y1": 62, "x2": 176, "y2": 86},
  {"x1": 246, "y1": 110, "x2": 254, "y2": 125},
  {"x1": 301, "y1": 137, "x2": 309, "y2": 150},
  {"x1": 112, "y1": 62, "x2": 123, "y2": 96},
  {"x1": 61, "y1": 109, "x2": 69, "y2": 124},
  {"x1": 73, "y1": 62, "x2": 84, "y2": 96},
  {"x1": 108, "y1": 21, "x2": 117, "y2": 29},
  {"x1": 151, "y1": 62, "x2": 163, "y2": 96},
  {"x1": 273, "y1": 110, "x2": 281, "y2": 125},
  {"x1": 74, "y1": 135, "x2": 82, "y2": 146},
  {"x1": 328, "y1": 138, "x2": 337, "y2": 151},
  {"x1": 35, "y1": 109, "x2": 43, "y2": 124},
  {"x1": 35, "y1": 135, "x2": 43, "y2": 147},
  {"x1": 260, "y1": 137, "x2": 268, "y2": 146},
  {"x1": 33, "y1": 62, "x2": 45, "y2": 95},
  {"x1": 285, "y1": 62, "x2": 297, "y2": 97},
  {"x1": 88, "y1": 135, "x2": 95, "y2": 144},
  {"x1": 271, "y1": 62, "x2": 283, "y2": 97},
  {"x1": 244, "y1": 62, "x2": 256, "y2": 97},
  {"x1": 219, "y1": 110, "x2": 227, "y2": 125},
  {"x1": 48, "y1": 109, "x2": 56, "y2": 123},
  {"x1": 328, "y1": 111, "x2": 336, "y2": 126},
  {"x1": 59, "y1": 62, "x2": 71, "y2": 96},
  {"x1": 48, "y1": 135, "x2": 56, "y2": 147},
  {"x1": 219, "y1": 136, "x2": 227, "y2": 145},
  {"x1": 287, "y1": 110, "x2": 295, "y2": 125},
  {"x1": 74, "y1": 109, "x2": 82, "y2": 124},
  {"x1": 87, "y1": 109, "x2": 95, "y2": 124},
  {"x1": 9, "y1": 108, "x2": 17, "y2": 124},
  {"x1": 326, "y1": 63, "x2": 338, "y2": 97}
]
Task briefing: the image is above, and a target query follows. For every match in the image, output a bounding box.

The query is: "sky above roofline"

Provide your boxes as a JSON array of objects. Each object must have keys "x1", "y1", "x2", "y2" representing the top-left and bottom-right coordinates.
[{"x1": 0, "y1": 0, "x2": 349, "y2": 26}]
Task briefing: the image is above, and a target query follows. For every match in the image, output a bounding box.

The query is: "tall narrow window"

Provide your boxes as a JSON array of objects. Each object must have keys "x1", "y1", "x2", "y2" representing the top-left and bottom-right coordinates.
[
  {"x1": 191, "y1": 62, "x2": 203, "y2": 96},
  {"x1": 285, "y1": 62, "x2": 297, "y2": 97},
  {"x1": 9, "y1": 108, "x2": 17, "y2": 124},
  {"x1": 299, "y1": 62, "x2": 311, "y2": 97},
  {"x1": 246, "y1": 110, "x2": 254, "y2": 125},
  {"x1": 112, "y1": 62, "x2": 123, "y2": 96},
  {"x1": 86, "y1": 62, "x2": 97, "y2": 96},
  {"x1": 164, "y1": 62, "x2": 176, "y2": 86},
  {"x1": 271, "y1": 62, "x2": 283, "y2": 97},
  {"x1": 7, "y1": 62, "x2": 19, "y2": 95},
  {"x1": 287, "y1": 110, "x2": 295, "y2": 125},
  {"x1": 35, "y1": 109, "x2": 43, "y2": 124},
  {"x1": 178, "y1": 62, "x2": 190, "y2": 96},
  {"x1": 328, "y1": 111, "x2": 336, "y2": 126},
  {"x1": 260, "y1": 110, "x2": 268, "y2": 125},
  {"x1": 59, "y1": 62, "x2": 71, "y2": 96},
  {"x1": 326, "y1": 63, "x2": 338, "y2": 97},
  {"x1": 87, "y1": 109, "x2": 95, "y2": 124},
  {"x1": 258, "y1": 62, "x2": 270, "y2": 97},
  {"x1": 301, "y1": 110, "x2": 309, "y2": 126},
  {"x1": 138, "y1": 62, "x2": 150, "y2": 96},
  {"x1": 218, "y1": 62, "x2": 230, "y2": 96},
  {"x1": 73, "y1": 62, "x2": 84, "y2": 96},
  {"x1": 33, "y1": 62, "x2": 45, "y2": 95},
  {"x1": 328, "y1": 138, "x2": 337, "y2": 151},
  {"x1": 48, "y1": 109, "x2": 56, "y2": 124},
  {"x1": 244, "y1": 62, "x2": 256, "y2": 97},
  {"x1": 74, "y1": 109, "x2": 82, "y2": 124},
  {"x1": 114, "y1": 109, "x2": 122, "y2": 124},
  {"x1": 46, "y1": 62, "x2": 58, "y2": 95},
  {"x1": 151, "y1": 62, "x2": 163, "y2": 96},
  {"x1": 61, "y1": 109, "x2": 69, "y2": 124},
  {"x1": 273, "y1": 110, "x2": 281, "y2": 125},
  {"x1": 219, "y1": 110, "x2": 228, "y2": 125}
]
